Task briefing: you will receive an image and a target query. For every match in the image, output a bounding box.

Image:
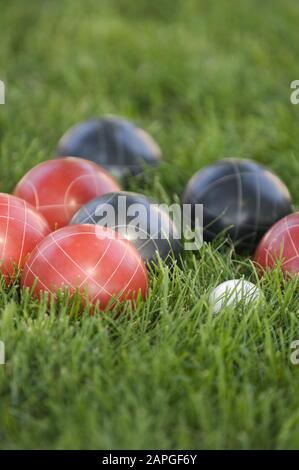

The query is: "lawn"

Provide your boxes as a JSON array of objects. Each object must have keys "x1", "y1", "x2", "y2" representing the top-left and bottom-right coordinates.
[{"x1": 1, "y1": 0, "x2": 299, "y2": 450}]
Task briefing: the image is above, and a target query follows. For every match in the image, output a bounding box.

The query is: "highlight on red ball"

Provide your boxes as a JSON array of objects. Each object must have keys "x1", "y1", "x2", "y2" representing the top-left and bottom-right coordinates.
[
  {"x1": 21, "y1": 224, "x2": 149, "y2": 310},
  {"x1": 0, "y1": 193, "x2": 50, "y2": 282},
  {"x1": 13, "y1": 157, "x2": 121, "y2": 230},
  {"x1": 254, "y1": 212, "x2": 299, "y2": 276}
]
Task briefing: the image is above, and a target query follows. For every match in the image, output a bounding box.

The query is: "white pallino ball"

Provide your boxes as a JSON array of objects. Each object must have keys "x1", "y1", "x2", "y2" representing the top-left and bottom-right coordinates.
[{"x1": 209, "y1": 279, "x2": 263, "y2": 315}]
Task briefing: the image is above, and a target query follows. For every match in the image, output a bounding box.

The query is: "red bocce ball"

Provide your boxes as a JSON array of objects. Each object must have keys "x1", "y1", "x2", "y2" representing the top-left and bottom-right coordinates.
[
  {"x1": 254, "y1": 212, "x2": 299, "y2": 276},
  {"x1": 14, "y1": 157, "x2": 121, "y2": 230},
  {"x1": 21, "y1": 224, "x2": 148, "y2": 309},
  {"x1": 0, "y1": 193, "x2": 50, "y2": 282}
]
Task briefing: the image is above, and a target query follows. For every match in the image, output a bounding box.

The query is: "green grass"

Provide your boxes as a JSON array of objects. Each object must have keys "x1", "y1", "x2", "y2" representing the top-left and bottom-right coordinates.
[{"x1": 1, "y1": 0, "x2": 299, "y2": 449}]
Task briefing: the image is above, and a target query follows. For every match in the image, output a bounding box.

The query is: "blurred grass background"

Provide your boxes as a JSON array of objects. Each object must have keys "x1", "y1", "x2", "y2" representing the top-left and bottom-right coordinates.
[{"x1": 1, "y1": 0, "x2": 299, "y2": 449}]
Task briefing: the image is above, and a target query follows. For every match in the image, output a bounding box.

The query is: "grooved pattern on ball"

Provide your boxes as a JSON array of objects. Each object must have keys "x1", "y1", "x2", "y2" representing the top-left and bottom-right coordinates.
[
  {"x1": 56, "y1": 117, "x2": 162, "y2": 180},
  {"x1": 22, "y1": 224, "x2": 148, "y2": 308},
  {"x1": 254, "y1": 212, "x2": 299, "y2": 275},
  {"x1": 0, "y1": 193, "x2": 50, "y2": 280},
  {"x1": 182, "y1": 158, "x2": 292, "y2": 252},
  {"x1": 70, "y1": 191, "x2": 182, "y2": 265},
  {"x1": 14, "y1": 157, "x2": 121, "y2": 230}
]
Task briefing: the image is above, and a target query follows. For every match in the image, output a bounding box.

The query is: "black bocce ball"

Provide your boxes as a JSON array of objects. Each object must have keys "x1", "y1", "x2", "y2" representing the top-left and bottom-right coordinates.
[
  {"x1": 70, "y1": 191, "x2": 182, "y2": 266},
  {"x1": 56, "y1": 116, "x2": 161, "y2": 182},
  {"x1": 182, "y1": 158, "x2": 293, "y2": 253}
]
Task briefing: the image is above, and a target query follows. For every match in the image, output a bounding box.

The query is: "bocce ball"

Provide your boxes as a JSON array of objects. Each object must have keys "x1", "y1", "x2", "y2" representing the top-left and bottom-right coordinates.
[
  {"x1": 21, "y1": 224, "x2": 148, "y2": 308},
  {"x1": 209, "y1": 279, "x2": 263, "y2": 314},
  {"x1": 182, "y1": 158, "x2": 292, "y2": 253},
  {"x1": 70, "y1": 191, "x2": 182, "y2": 266},
  {"x1": 0, "y1": 193, "x2": 50, "y2": 281},
  {"x1": 14, "y1": 157, "x2": 121, "y2": 230},
  {"x1": 56, "y1": 116, "x2": 162, "y2": 181},
  {"x1": 254, "y1": 212, "x2": 299, "y2": 276}
]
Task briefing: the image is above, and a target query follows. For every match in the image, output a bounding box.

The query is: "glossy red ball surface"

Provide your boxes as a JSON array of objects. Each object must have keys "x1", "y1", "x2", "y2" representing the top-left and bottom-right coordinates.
[
  {"x1": 14, "y1": 157, "x2": 121, "y2": 230},
  {"x1": 254, "y1": 212, "x2": 299, "y2": 276},
  {"x1": 0, "y1": 193, "x2": 50, "y2": 281},
  {"x1": 21, "y1": 224, "x2": 148, "y2": 309}
]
